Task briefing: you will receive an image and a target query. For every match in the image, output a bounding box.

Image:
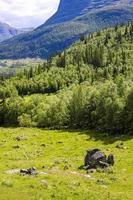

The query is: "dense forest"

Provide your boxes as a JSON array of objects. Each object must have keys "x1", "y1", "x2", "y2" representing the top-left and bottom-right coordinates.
[{"x1": 0, "y1": 23, "x2": 133, "y2": 134}]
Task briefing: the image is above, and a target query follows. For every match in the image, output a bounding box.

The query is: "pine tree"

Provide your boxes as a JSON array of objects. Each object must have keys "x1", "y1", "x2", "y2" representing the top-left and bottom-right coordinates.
[
  {"x1": 80, "y1": 34, "x2": 85, "y2": 42},
  {"x1": 28, "y1": 67, "x2": 34, "y2": 79},
  {"x1": 124, "y1": 25, "x2": 128, "y2": 37},
  {"x1": 85, "y1": 45, "x2": 93, "y2": 65},
  {"x1": 116, "y1": 31, "x2": 122, "y2": 43},
  {"x1": 121, "y1": 50, "x2": 126, "y2": 65}
]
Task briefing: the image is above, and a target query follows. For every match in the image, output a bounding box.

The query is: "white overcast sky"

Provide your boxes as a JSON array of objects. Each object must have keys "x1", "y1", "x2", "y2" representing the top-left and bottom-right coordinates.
[{"x1": 0, "y1": 0, "x2": 60, "y2": 28}]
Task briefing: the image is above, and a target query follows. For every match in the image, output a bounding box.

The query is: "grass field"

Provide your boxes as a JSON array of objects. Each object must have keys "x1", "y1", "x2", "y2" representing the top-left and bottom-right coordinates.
[{"x1": 0, "y1": 128, "x2": 132, "y2": 200}]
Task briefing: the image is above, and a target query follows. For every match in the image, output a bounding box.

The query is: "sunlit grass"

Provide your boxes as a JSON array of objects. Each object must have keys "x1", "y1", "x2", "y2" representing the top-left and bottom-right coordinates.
[{"x1": 0, "y1": 128, "x2": 132, "y2": 200}]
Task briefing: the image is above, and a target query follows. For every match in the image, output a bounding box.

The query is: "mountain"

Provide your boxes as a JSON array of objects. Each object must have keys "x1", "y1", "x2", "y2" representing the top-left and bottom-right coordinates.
[
  {"x1": 0, "y1": 22, "x2": 19, "y2": 42},
  {"x1": 45, "y1": 0, "x2": 129, "y2": 25},
  {"x1": 0, "y1": 0, "x2": 133, "y2": 59},
  {"x1": 18, "y1": 27, "x2": 34, "y2": 32},
  {"x1": 0, "y1": 22, "x2": 34, "y2": 43}
]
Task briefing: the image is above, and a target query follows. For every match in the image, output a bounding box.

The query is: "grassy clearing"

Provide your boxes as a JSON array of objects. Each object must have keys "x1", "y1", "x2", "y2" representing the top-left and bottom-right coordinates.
[{"x1": 0, "y1": 128, "x2": 133, "y2": 200}]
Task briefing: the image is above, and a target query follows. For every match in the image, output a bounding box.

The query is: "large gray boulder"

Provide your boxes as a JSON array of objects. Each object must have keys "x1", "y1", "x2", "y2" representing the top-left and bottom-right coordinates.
[{"x1": 83, "y1": 148, "x2": 114, "y2": 170}]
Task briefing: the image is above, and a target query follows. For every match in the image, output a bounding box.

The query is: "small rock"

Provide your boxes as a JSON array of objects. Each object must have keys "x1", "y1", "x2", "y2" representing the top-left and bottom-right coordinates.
[
  {"x1": 41, "y1": 144, "x2": 46, "y2": 147},
  {"x1": 20, "y1": 167, "x2": 37, "y2": 175},
  {"x1": 16, "y1": 136, "x2": 27, "y2": 141},
  {"x1": 116, "y1": 143, "x2": 127, "y2": 149},
  {"x1": 64, "y1": 165, "x2": 69, "y2": 170},
  {"x1": 42, "y1": 165, "x2": 48, "y2": 169},
  {"x1": 6, "y1": 169, "x2": 20, "y2": 174},
  {"x1": 54, "y1": 160, "x2": 61, "y2": 165},
  {"x1": 96, "y1": 179, "x2": 108, "y2": 185},
  {"x1": 57, "y1": 141, "x2": 63, "y2": 144},
  {"x1": 12, "y1": 145, "x2": 20, "y2": 149}
]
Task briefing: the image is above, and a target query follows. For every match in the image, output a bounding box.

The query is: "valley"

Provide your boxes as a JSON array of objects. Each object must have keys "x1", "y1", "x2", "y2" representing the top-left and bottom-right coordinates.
[
  {"x1": 0, "y1": 1, "x2": 133, "y2": 199},
  {"x1": 0, "y1": 59, "x2": 44, "y2": 79}
]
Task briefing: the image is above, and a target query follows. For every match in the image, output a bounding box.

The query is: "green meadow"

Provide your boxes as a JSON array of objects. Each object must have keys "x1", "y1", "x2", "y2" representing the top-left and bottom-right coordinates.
[{"x1": 0, "y1": 128, "x2": 132, "y2": 200}]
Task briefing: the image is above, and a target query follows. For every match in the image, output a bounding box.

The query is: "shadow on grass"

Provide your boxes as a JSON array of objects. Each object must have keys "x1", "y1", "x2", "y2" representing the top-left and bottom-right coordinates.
[
  {"x1": 0, "y1": 126, "x2": 132, "y2": 145},
  {"x1": 58, "y1": 129, "x2": 133, "y2": 145}
]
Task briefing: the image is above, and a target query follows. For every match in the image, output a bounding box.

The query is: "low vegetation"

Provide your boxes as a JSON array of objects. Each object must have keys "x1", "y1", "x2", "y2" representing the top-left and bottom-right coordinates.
[{"x1": 0, "y1": 128, "x2": 133, "y2": 200}]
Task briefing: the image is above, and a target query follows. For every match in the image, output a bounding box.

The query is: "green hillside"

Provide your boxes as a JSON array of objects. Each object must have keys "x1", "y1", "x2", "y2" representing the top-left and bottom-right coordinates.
[{"x1": 0, "y1": 23, "x2": 133, "y2": 134}]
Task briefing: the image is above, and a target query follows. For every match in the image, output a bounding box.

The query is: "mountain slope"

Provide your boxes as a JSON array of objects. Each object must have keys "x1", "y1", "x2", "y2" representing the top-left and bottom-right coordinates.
[
  {"x1": 45, "y1": 0, "x2": 129, "y2": 26},
  {"x1": 0, "y1": 22, "x2": 19, "y2": 42},
  {"x1": 0, "y1": 22, "x2": 34, "y2": 43},
  {"x1": 0, "y1": 0, "x2": 133, "y2": 59}
]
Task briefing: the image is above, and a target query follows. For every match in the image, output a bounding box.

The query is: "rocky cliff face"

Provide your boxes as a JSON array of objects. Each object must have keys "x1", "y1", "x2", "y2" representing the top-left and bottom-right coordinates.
[
  {"x1": 45, "y1": 0, "x2": 88, "y2": 25},
  {"x1": 45, "y1": 0, "x2": 121, "y2": 26}
]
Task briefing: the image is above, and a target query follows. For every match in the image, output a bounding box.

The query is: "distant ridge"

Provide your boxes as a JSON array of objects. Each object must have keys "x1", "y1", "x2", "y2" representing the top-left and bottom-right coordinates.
[{"x1": 0, "y1": 22, "x2": 34, "y2": 43}]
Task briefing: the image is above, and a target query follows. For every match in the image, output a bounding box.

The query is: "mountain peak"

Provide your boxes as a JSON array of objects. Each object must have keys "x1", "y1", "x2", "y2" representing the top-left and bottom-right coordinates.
[
  {"x1": 45, "y1": 0, "x2": 89, "y2": 25},
  {"x1": 0, "y1": 22, "x2": 18, "y2": 42},
  {"x1": 45, "y1": 0, "x2": 125, "y2": 26}
]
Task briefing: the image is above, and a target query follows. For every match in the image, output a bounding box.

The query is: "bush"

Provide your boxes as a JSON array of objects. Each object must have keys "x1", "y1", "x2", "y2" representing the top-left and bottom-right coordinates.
[
  {"x1": 33, "y1": 95, "x2": 69, "y2": 128},
  {"x1": 18, "y1": 114, "x2": 32, "y2": 127}
]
